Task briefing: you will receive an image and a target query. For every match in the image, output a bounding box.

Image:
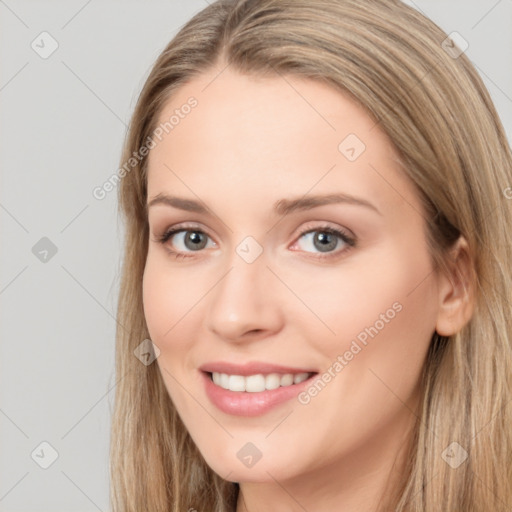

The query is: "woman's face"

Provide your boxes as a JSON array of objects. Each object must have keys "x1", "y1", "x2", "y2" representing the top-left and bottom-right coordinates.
[{"x1": 143, "y1": 66, "x2": 442, "y2": 485}]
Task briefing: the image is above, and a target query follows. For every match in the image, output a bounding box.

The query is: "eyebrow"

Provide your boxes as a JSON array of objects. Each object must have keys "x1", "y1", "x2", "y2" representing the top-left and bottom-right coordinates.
[{"x1": 147, "y1": 192, "x2": 382, "y2": 216}]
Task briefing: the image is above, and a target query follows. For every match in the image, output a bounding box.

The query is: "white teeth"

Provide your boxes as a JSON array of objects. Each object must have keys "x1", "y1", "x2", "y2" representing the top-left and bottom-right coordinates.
[
  {"x1": 280, "y1": 373, "x2": 294, "y2": 386},
  {"x1": 211, "y1": 371, "x2": 312, "y2": 392},
  {"x1": 294, "y1": 372, "x2": 309, "y2": 384},
  {"x1": 228, "y1": 375, "x2": 245, "y2": 392},
  {"x1": 265, "y1": 373, "x2": 281, "y2": 390},
  {"x1": 220, "y1": 373, "x2": 229, "y2": 389},
  {"x1": 246, "y1": 374, "x2": 265, "y2": 392}
]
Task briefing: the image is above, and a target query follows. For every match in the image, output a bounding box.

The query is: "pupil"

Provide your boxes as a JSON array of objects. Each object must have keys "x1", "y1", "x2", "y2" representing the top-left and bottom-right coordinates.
[{"x1": 315, "y1": 232, "x2": 336, "y2": 252}]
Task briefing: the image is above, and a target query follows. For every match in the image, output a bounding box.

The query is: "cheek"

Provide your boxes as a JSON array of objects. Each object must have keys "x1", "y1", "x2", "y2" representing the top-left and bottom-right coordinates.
[
  {"x1": 286, "y1": 246, "x2": 433, "y2": 342},
  {"x1": 313, "y1": 243, "x2": 438, "y2": 400},
  {"x1": 142, "y1": 253, "x2": 202, "y2": 345},
  {"x1": 142, "y1": 259, "x2": 172, "y2": 343},
  {"x1": 142, "y1": 256, "x2": 203, "y2": 412}
]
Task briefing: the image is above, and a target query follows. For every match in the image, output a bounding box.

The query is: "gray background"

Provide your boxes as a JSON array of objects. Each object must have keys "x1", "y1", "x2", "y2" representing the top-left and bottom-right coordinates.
[{"x1": 0, "y1": 1, "x2": 511, "y2": 510}]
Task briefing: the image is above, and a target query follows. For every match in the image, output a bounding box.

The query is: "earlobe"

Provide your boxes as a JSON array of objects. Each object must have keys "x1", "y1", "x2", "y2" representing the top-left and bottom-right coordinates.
[{"x1": 435, "y1": 236, "x2": 476, "y2": 337}]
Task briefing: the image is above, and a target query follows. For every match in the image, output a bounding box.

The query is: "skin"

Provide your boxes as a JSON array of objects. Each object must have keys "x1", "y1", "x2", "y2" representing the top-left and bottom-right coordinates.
[{"x1": 142, "y1": 64, "x2": 474, "y2": 512}]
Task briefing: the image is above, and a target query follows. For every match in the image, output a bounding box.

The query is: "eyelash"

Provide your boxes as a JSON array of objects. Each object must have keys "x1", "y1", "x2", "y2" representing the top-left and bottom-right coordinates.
[{"x1": 153, "y1": 223, "x2": 357, "y2": 261}]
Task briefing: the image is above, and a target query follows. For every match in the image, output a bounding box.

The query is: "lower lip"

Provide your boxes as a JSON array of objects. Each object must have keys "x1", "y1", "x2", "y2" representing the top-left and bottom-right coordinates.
[{"x1": 201, "y1": 371, "x2": 317, "y2": 417}]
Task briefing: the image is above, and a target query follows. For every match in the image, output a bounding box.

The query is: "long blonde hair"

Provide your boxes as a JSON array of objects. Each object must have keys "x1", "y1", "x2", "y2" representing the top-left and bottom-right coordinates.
[{"x1": 110, "y1": 1, "x2": 512, "y2": 510}]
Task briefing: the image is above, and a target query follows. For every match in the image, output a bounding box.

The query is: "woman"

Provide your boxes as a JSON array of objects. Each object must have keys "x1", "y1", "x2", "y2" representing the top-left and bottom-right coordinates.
[{"x1": 110, "y1": 0, "x2": 512, "y2": 510}]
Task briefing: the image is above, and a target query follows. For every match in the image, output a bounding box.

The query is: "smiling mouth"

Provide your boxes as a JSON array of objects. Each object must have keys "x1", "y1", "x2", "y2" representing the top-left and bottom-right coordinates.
[{"x1": 206, "y1": 371, "x2": 318, "y2": 393}]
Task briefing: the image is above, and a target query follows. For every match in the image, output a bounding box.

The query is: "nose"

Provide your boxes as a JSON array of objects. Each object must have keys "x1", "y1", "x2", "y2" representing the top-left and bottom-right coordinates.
[{"x1": 205, "y1": 249, "x2": 284, "y2": 343}]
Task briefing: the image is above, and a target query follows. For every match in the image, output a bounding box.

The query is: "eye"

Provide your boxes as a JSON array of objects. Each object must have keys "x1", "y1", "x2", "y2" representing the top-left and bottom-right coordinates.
[
  {"x1": 152, "y1": 223, "x2": 356, "y2": 261},
  {"x1": 153, "y1": 226, "x2": 216, "y2": 259},
  {"x1": 291, "y1": 224, "x2": 356, "y2": 259}
]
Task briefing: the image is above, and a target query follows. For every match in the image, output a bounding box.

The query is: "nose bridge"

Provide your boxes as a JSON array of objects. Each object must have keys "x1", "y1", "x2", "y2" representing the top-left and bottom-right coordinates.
[{"x1": 205, "y1": 241, "x2": 282, "y2": 340}]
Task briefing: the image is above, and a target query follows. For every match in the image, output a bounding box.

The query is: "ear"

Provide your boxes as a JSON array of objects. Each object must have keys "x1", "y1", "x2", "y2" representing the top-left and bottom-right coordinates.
[{"x1": 435, "y1": 235, "x2": 476, "y2": 337}]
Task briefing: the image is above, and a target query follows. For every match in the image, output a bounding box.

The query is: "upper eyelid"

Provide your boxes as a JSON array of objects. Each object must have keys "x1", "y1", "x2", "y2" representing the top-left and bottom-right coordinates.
[
  {"x1": 158, "y1": 223, "x2": 215, "y2": 241},
  {"x1": 157, "y1": 221, "x2": 350, "y2": 237}
]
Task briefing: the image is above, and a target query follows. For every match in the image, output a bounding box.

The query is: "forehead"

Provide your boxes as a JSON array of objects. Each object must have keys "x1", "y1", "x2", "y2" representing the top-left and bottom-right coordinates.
[{"x1": 146, "y1": 66, "x2": 422, "y2": 218}]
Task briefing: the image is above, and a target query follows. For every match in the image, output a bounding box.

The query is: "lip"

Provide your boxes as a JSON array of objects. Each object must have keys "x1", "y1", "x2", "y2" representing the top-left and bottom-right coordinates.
[
  {"x1": 199, "y1": 361, "x2": 317, "y2": 376},
  {"x1": 200, "y1": 370, "x2": 318, "y2": 417}
]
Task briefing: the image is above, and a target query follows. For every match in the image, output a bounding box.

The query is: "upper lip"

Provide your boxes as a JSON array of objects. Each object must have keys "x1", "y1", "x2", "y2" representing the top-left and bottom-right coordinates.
[{"x1": 199, "y1": 361, "x2": 318, "y2": 376}]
